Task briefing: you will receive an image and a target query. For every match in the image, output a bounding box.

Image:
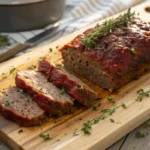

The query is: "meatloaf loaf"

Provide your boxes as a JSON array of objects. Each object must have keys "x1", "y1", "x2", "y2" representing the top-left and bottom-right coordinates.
[
  {"x1": 61, "y1": 18, "x2": 150, "y2": 91},
  {"x1": 15, "y1": 70, "x2": 74, "y2": 116},
  {"x1": 0, "y1": 87, "x2": 45, "y2": 126},
  {"x1": 38, "y1": 59, "x2": 97, "y2": 107}
]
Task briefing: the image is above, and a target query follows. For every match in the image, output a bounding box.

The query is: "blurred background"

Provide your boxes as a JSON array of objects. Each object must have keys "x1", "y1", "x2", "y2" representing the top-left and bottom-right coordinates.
[{"x1": 0, "y1": 0, "x2": 144, "y2": 60}]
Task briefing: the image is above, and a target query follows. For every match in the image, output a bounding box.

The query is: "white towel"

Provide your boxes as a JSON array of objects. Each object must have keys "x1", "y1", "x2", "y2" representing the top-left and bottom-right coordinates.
[{"x1": 0, "y1": 0, "x2": 145, "y2": 149}]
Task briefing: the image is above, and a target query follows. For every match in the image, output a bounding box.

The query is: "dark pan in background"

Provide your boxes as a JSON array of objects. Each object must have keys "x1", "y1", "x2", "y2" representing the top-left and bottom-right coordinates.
[{"x1": 0, "y1": 0, "x2": 66, "y2": 32}]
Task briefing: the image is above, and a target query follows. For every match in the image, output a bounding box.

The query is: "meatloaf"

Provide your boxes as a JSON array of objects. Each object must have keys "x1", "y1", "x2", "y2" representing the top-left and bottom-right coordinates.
[
  {"x1": 61, "y1": 18, "x2": 150, "y2": 91},
  {"x1": 0, "y1": 87, "x2": 45, "y2": 126},
  {"x1": 38, "y1": 59, "x2": 97, "y2": 107},
  {"x1": 15, "y1": 70, "x2": 74, "y2": 116}
]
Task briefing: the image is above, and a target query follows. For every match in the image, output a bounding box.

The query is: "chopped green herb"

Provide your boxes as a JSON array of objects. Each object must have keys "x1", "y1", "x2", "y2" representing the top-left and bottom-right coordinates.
[
  {"x1": 121, "y1": 103, "x2": 127, "y2": 109},
  {"x1": 5, "y1": 100, "x2": 10, "y2": 106},
  {"x1": 145, "y1": 120, "x2": 150, "y2": 128},
  {"x1": 77, "y1": 87, "x2": 83, "y2": 93},
  {"x1": 39, "y1": 88, "x2": 43, "y2": 91},
  {"x1": 107, "y1": 95, "x2": 116, "y2": 104},
  {"x1": 49, "y1": 48, "x2": 53, "y2": 52},
  {"x1": 28, "y1": 65, "x2": 36, "y2": 70},
  {"x1": 18, "y1": 89, "x2": 24, "y2": 93},
  {"x1": 81, "y1": 106, "x2": 119, "y2": 134},
  {"x1": 136, "y1": 131, "x2": 148, "y2": 138},
  {"x1": 55, "y1": 64, "x2": 62, "y2": 68},
  {"x1": 18, "y1": 129, "x2": 23, "y2": 133},
  {"x1": 0, "y1": 35, "x2": 10, "y2": 47},
  {"x1": 81, "y1": 121, "x2": 92, "y2": 135},
  {"x1": 135, "y1": 89, "x2": 150, "y2": 102},
  {"x1": 92, "y1": 106, "x2": 97, "y2": 111},
  {"x1": 56, "y1": 45, "x2": 59, "y2": 49},
  {"x1": 130, "y1": 48, "x2": 136, "y2": 55},
  {"x1": 1, "y1": 66, "x2": 16, "y2": 79},
  {"x1": 81, "y1": 9, "x2": 135, "y2": 49},
  {"x1": 110, "y1": 118, "x2": 115, "y2": 123},
  {"x1": 40, "y1": 132, "x2": 51, "y2": 140},
  {"x1": 61, "y1": 87, "x2": 66, "y2": 95}
]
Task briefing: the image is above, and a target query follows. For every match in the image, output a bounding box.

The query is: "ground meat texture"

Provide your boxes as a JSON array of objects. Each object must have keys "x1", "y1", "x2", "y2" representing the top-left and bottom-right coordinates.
[
  {"x1": 38, "y1": 59, "x2": 97, "y2": 107},
  {"x1": 0, "y1": 87, "x2": 45, "y2": 126},
  {"x1": 61, "y1": 18, "x2": 150, "y2": 91},
  {"x1": 15, "y1": 70, "x2": 74, "y2": 116}
]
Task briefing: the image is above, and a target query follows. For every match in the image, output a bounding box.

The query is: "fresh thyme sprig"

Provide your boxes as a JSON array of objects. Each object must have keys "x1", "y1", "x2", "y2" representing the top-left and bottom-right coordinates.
[
  {"x1": 81, "y1": 106, "x2": 119, "y2": 134},
  {"x1": 135, "y1": 89, "x2": 150, "y2": 102},
  {"x1": 0, "y1": 35, "x2": 10, "y2": 47},
  {"x1": 81, "y1": 8, "x2": 135, "y2": 50}
]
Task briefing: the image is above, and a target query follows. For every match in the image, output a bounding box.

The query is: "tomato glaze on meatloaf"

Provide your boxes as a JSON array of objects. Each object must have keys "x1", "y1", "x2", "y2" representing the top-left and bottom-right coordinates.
[{"x1": 61, "y1": 18, "x2": 150, "y2": 91}]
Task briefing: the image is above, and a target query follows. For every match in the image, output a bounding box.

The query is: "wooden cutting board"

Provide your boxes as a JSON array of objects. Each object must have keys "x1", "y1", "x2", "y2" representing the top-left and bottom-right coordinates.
[{"x1": 1, "y1": 1, "x2": 150, "y2": 150}]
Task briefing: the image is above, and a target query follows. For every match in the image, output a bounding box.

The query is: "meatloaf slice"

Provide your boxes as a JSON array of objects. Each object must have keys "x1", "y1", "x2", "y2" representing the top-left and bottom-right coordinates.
[
  {"x1": 15, "y1": 70, "x2": 74, "y2": 116},
  {"x1": 38, "y1": 59, "x2": 97, "y2": 107},
  {"x1": 0, "y1": 87, "x2": 45, "y2": 126},
  {"x1": 61, "y1": 18, "x2": 150, "y2": 91}
]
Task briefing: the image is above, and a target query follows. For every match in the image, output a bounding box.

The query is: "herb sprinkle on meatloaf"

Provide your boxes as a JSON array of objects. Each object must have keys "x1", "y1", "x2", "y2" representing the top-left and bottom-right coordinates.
[
  {"x1": 39, "y1": 59, "x2": 97, "y2": 107},
  {"x1": 15, "y1": 70, "x2": 74, "y2": 116},
  {"x1": 0, "y1": 87, "x2": 45, "y2": 126}
]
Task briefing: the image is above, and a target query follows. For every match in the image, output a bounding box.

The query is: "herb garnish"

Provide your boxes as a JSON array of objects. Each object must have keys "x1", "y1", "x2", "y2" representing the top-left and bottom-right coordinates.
[
  {"x1": 0, "y1": 35, "x2": 10, "y2": 47},
  {"x1": 55, "y1": 64, "x2": 62, "y2": 68},
  {"x1": 1, "y1": 66, "x2": 16, "y2": 79},
  {"x1": 18, "y1": 89, "x2": 24, "y2": 93},
  {"x1": 92, "y1": 106, "x2": 97, "y2": 111},
  {"x1": 49, "y1": 48, "x2": 53, "y2": 52},
  {"x1": 81, "y1": 106, "x2": 119, "y2": 134},
  {"x1": 121, "y1": 103, "x2": 127, "y2": 109},
  {"x1": 107, "y1": 95, "x2": 115, "y2": 104},
  {"x1": 135, "y1": 89, "x2": 150, "y2": 102},
  {"x1": 136, "y1": 131, "x2": 148, "y2": 138},
  {"x1": 81, "y1": 9, "x2": 135, "y2": 49},
  {"x1": 28, "y1": 65, "x2": 36, "y2": 70},
  {"x1": 56, "y1": 45, "x2": 59, "y2": 49},
  {"x1": 18, "y1": 129, "x2": 23, "y2": 133},
  {"x1": 5, "y1": 100, "x2": 10, "y2": 106},
  {"x1": 77, "y1": 86, "x2": 83, "y2": 93},
  {"x1": 61, "y1": 87, "x2": 66, "y2": 95},
  {"x1": 110, "y1": 118, "x2": 115, "y2": 123},
  {"x1": 145, "y1": 120, "x2": 150, "y2": 128},
  {"x1": 130, "y1": 48, "x2": 136, "y2": 55},
  {"x1": 40, "y1": 132, "x2": 51, "y2": 140}
]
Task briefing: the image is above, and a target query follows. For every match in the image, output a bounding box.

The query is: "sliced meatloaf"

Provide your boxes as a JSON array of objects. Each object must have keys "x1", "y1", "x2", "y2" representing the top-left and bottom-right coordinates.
[
  {"x1": 61, "y1": 18, "x2": 150, "y2": 91},
  {"x1": 0, "y1": 87, "x2": 45, "y2": 126},
  {"x1": 38, "y1": 59, "x2": 97, "y2": 107},
  {"x1": 15, "y1": 70, "x2": 74, "y2": 116}
]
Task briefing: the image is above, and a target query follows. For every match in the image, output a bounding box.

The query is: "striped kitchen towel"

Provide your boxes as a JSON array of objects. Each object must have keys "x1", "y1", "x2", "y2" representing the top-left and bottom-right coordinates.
[{"x1": 1, "y1": 0, "x2": 144, "y2": 56}]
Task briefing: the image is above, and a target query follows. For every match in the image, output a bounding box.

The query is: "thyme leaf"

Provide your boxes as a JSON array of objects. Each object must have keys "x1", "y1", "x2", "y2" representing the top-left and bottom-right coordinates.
[
  {"x1": 121, "y1": 103, "x2": 127, "y2": 109},
  {"x1": 107, "y1": 95, "x2": 116, "y2": 104},
  {"x1": 110, "y1": 118, "x2": 115, "y2": 123},
  {"x1": 81, "y1": 106, "x2": 119, "y2": 134},
  {"x1": 40, "y1": 132, "x2": 51, "y2": 140},
  {"x1": 1, "y1": 66, "x2": 16, "y2": 79},
  {"x1": 135, "y1": 89, "x2": 150, "y2": 102},
  {"x1": 136, "y1": 131, "x2": 148, "y2": 138},
  {"x1": 81, "y1": 9, "x2": 135, "y2": 49},
  {"x1": 0, "y1": 35, "x2": 10, "y2": 47},
  {"x1": 61, "y1": 87, "x2": 66, "y2": 95}
]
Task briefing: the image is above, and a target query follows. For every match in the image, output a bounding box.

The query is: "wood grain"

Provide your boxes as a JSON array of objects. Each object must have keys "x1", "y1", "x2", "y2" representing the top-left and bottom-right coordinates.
[{"x1": 1, "y1": 1, "x2": 150, "y2": 150}]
